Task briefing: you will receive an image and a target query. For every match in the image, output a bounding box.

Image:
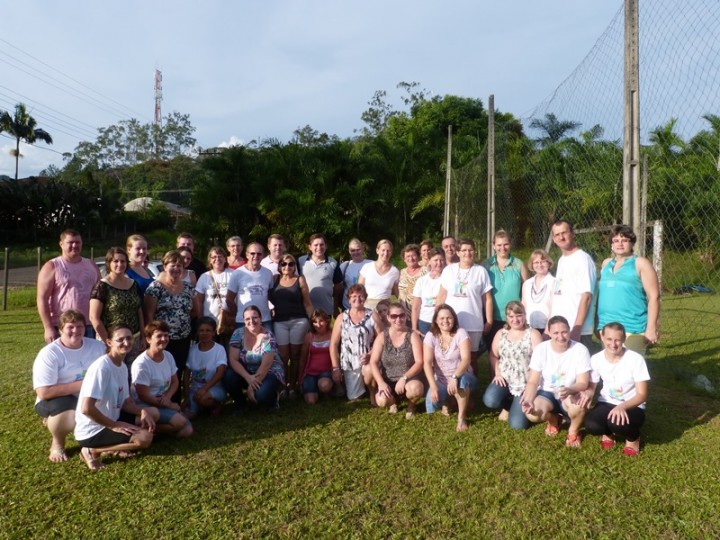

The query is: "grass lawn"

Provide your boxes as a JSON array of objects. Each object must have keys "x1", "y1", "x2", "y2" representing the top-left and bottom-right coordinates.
[{"x1": 1, "y1": 290, "x2": 720, "y2": 538}]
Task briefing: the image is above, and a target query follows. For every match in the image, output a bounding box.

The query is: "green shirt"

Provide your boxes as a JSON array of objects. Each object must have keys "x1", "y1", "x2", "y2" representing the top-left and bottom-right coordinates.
[{"x1": 482, "y1": 255, "x2": 523, "y2": 321}]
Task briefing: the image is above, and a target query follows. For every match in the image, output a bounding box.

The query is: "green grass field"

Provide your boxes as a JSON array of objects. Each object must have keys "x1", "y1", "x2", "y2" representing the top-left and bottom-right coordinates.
[{"x1": 1, "y1": 289, "x2": 719, "y2": 538}]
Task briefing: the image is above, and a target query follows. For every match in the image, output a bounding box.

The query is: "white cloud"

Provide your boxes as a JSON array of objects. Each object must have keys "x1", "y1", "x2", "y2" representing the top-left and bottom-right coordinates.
[{"x1": 217, "y1": 136, "x2": 245, "y2": 149}]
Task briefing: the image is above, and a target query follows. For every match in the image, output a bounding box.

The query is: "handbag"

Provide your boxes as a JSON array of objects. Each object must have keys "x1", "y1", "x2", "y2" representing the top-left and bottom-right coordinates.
[{"x1": 210, "y1": 273, "x2": 235, "y2": 335}]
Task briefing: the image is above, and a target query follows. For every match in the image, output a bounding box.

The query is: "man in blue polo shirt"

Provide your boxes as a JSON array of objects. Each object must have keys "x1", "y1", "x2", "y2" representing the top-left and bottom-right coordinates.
[{"x1": 298, "y1": 234, "x2": 343, "y2": 316}]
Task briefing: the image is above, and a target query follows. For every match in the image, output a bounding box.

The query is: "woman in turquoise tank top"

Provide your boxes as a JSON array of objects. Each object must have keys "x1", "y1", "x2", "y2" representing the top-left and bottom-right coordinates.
[{"x1": 596, "y1": 225, "x2": 660, "y2": 354}]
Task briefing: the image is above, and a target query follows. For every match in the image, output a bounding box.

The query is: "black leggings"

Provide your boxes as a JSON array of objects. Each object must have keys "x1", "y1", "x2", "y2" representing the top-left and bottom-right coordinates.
[{"x1": 585, "y1": 401, "x2": 645, "y2": 442}]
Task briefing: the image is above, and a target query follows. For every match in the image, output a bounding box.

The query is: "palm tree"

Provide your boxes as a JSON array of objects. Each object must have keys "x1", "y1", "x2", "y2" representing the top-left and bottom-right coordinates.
[
  {"x1": 0, "y1": 103, "x2": 53, "y2": 180},
  {"x1": 529, "y1": 113, "x2": 581, "y2": 148}
]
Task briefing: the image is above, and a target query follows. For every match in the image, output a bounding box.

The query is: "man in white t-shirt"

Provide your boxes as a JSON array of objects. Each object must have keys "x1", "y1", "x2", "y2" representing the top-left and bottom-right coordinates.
[
  {"x1": 339, "y1": 239, "x2": 372, "y2": 310},
  {"x1": 550, "y1": 220, "x2": 597, "y2": 347},
  {"x1": 227, "y1": 242, "x2": 275, "y2": 330},
  {"x1": 436, "y1": 239, "x2": 493, "y2": 372}
]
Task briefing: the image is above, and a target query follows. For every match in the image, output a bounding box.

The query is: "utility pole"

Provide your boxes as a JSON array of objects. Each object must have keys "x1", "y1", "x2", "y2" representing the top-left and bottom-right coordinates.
[
  {"x1": 443, "y1": 125, "x2": 453, "y2": 236},
  {"x1": 154, "y1": 69, "x2": 163, "y2": 157},
  {"x1": 487, "y1": 95, "x2": 495, "y2": 258},
  {"x1": 623, "y1": 0, "x2": 640, "y2": 236}
]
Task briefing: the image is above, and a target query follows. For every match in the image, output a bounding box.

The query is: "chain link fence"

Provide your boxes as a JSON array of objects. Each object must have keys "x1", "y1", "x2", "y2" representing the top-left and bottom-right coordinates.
[{"x1": 450, "y1": 0, "x2": 720, "y2": 373}]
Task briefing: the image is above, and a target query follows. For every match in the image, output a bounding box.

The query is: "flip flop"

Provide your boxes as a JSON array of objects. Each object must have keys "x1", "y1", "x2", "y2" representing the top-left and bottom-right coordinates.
[
  {"x1": 456, "y1": 419, "x2": 469, "y2": 432},
  {"x1": 49, "y1": 447, "x2": 67, "y2": 463},
  {"x1": 544, "y1": 419, "x2": 560, "y2": 437},
  {"x1": 79, "y1": 447, "x2": 105, "y2": 471},
  {"x1": 565, "y1": 433, "x2": 582, "y2": 449},
  {"x1": 600, "y1": 437, "x2": 616, "y2": 450}
]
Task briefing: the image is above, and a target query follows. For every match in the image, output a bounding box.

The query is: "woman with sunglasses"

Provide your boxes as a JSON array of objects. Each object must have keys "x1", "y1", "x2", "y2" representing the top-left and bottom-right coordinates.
[
  {"x1": 269, "y1": 254, "x2": 314, "y2": 397},
  {"x1": 369, "y1": 302, "x2": 425, "y2": 417}
]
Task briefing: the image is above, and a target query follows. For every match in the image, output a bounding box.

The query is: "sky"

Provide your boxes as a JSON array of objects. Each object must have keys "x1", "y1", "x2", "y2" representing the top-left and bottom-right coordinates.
[{"x1": 0, "y1": 1, "x2": 624, "y2": 178}]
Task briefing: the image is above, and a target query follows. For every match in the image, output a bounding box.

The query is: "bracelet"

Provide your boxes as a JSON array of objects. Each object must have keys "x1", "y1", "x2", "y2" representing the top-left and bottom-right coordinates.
[{"x1": 332, "y1": 367, "x2": 341, "y2": 372}]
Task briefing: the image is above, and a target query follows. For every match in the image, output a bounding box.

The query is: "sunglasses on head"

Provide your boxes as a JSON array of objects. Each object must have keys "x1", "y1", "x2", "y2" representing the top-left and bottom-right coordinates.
[{"x1": 280, "y1": 261, "x2": 295, "y2": 267}]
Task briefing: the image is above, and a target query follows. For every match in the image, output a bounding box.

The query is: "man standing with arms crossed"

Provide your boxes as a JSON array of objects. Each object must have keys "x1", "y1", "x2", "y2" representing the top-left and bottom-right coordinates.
[
  {"x1": 37, "y1": 229, "x2": 101, "y2": 343},
  {"x1": 550, "y1": 220, "x2": 597, "y2": 348},
  {"x1": 261, "y1": 234, "x2": 288, "y2": 276}
]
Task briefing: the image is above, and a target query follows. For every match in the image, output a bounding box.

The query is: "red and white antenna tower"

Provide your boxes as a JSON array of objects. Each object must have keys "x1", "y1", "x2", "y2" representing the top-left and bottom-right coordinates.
[{"x1": 154, "y1": 69, "x2": 163, "y2": 127}]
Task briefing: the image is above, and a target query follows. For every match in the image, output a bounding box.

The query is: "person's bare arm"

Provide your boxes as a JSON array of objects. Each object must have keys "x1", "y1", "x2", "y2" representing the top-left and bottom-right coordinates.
[
  {"x1": 637, "y1": 257, "x2": 661, "y2": 344},
  {"x1": 143, "y1": 295, "x2": 157, "y2": 325},
  {"x1": 89, "y1": 298, "x2": 107, "y2": 343},
  {"x1": 36, "y1": 261, "x2": 58, "y2": 343},
  {"x1": 35, "y1": 381, "x2": 82, "y2": 400},
  {"x1": 570, "y1": 293, "x2": 592, "y2": 341},
  {"x1": 436, "y1": 285, "x2": 447, "y2": 306}
]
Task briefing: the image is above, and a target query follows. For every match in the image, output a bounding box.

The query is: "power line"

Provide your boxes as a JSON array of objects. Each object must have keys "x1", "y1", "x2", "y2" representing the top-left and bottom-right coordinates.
[
  {"x1": 0, "y1": 38, "x2": 148, "y2": 121},
  {"x1": 0, "y1": 95, "x2": 98, "y2": 140},
  {"x1": 0, "y1": 133, "x2": 67, "y2": 156}
]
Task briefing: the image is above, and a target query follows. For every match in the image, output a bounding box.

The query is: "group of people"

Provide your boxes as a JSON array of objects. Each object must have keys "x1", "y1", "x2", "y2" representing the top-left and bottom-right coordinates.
[{"x1": 32, "y1": 220, "x2": 660, "y2": 470}]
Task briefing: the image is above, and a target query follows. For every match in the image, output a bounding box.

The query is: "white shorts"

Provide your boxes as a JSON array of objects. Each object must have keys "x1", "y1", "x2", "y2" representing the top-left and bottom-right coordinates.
[
  {"x1": 466, "y1": 331, "x2": 484, "y2": 353},
  {"x1": 273, "y1": 318, "x2": 310, "y2": 346},
  {"x1": 343, "y1": 367, "x2": 366, "y2": 400}
]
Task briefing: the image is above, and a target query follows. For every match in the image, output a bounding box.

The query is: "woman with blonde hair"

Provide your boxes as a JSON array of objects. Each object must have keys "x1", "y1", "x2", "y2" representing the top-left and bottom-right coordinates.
[
  {"x1": 358, "y1": 239, "x2": 399, "y2": 310},
  {"x1": 521, "y1": 249, "x2": 556, "y2": 333}
]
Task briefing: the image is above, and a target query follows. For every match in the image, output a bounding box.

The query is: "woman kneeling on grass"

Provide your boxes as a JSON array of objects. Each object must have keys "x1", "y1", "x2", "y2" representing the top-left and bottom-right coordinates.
[
  {"x1": 423, "y1": 304, "x2": 477, "y2": 432},
  {"x1": 33, "y1": 310, "x2": 107, "y2": 463},
  {"x1": 223, "y1": 305, "x2": 286, "y2": 413},
  {"x1": 520, "y1": 316, "x2": 591, "y2": 448},
  {"x1": 299, "y1": 310, "x2": 334, "y2": 405},
  {"x1": 369, "y1": 303, "x2": 425, "y2": 418},
  {"x1": 182, "y1": 317, "x2": 228, "y2": 419},
  {"x1": 74, "y1": 324, "x2": 156, "y2": 471},
  {"x1": 131, "y1": 321, "x2": 194, "y2": 438},
  {"x1": 482, "y1": 301, "x2": 542, "y2": 430},
  {"x1": 577, "y1": 322, "x2": 650, "y2": 456}
]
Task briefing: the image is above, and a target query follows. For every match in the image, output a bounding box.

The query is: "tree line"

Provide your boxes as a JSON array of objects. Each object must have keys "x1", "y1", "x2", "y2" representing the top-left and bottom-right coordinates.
[{"x1": 2, "y1": 84, "x2": 718, "y2": 262}]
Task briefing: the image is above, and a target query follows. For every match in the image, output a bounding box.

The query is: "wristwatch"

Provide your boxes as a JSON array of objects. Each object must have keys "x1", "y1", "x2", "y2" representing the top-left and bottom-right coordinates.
[{"x1": 451, "y1": 374, "x2": 459, "y2": 380}]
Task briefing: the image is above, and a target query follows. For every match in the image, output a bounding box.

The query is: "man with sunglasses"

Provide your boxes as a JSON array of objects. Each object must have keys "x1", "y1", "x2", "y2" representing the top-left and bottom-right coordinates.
[{"x1": 226, "y1": 242, "x2": 275, "y2": 332}]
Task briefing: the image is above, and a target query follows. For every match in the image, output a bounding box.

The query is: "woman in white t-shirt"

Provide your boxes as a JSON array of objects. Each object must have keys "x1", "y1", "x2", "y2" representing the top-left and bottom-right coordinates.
[
  {"x1": 358, "y1": 239, "x2": 399, "y2": 309},
  {"x1": 578, "y1": 322, "x2": 650, "y2": 456},
  {"x1": 33, "y1": 310, "x2": 107, "y2": 463},
  {"x1": 131, "y1": 321, "x2": 194, "y2": 438},
  {"x1": 520, "y1": 315, "x2": 591, "y2": 448},
  {"x1": 182, "y1": 317, "x2": 228, "y2": 419},
  {"x1": 411, "y1": 248, "x2": 445, "y2": 337},
  {"x1": 74, "y1": 324, "x2": 156, "y2": 471}
]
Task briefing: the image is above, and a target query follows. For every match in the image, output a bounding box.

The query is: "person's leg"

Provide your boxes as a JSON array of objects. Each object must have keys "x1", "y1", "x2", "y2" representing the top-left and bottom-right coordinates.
[
  {"x1": 404, "y1": 379, "x2": 424, "y2": 417},
  {"x1": 253, "y1": 375, "x2": 282, "y2": 409},
  {"x1": 274, "y1": 321, "x2": 291, "y2": 390},
  {"x1": 563, "y1": 398, "x2": 587, "y2": 448},
  {"x1": 528, "y1": 391, "x2": 559, "y2": 435},
  {"x1": 375, "y1": 379, "x2": 397, "y2": 410},
  {"x1": 508, "y1": 395, "x2": 531, "y2": 430},
  {"x1": 78, "y1": 426, "x2": 154, "y2": 470},
  {"x1": 609, "y1": 406, "x2": 645, "y2": 452},
  {"x1": 154, "y1": 407, "x2": 193, "y2": 438},
  {"x1": 302, "y1": 374, "x2": 320, "y2": 405},
  {"x1": 166, "y1": 337, "x2": 191, "y2": 403},
  {"x1": 455, "y1": 373, "x2": 477, "y2": 431},
  {"x1": 289, "y1": 318, "x2": 310, "y2": 393},
  {"x1": 482, "y1": 382, "x2": 510, "y2": 411},
  {"x1": 425, "y1": 383, "x2": 449, "y2": 414},
  {"x1": 223, "y1": 368, "x2": 248, "y2": 413},
  {"x1": 317, "y1": 376, "x2": 333, "y2": 396},
  {"x1": 623, "y1": 334, "x2": 647, "y2": 356},
  {"x1": 45, "y1": 409, "x2": 75, "y2": 462},
  {"x1": 361, "y1": 364, "x2": 376, "y2": 406}
]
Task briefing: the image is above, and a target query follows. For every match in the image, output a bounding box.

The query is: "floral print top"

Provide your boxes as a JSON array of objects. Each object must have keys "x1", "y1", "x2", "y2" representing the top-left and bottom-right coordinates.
[{"x1": 145, "y1": 281, "x2": 193, "y2": 340}]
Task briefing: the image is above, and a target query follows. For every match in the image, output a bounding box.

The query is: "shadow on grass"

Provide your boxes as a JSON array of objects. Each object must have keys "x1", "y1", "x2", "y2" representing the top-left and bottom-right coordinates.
[{"x1": 147, "y1": 395, "x2": 361, "y2": 456}]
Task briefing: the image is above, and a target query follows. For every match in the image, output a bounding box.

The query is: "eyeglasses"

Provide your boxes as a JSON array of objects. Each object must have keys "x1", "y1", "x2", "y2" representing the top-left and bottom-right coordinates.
[
  {"x1": 113, "y1": 337, "x2": 133, "y2": 343},
  {"x1": 280, "y1": 261, "x2": 295, "y2": 267},
  {"x1": 388, "y1": 313, "x2": 406, "y2": 320},
  {"x1": 247, "y1": 252, "x2": 262, "y2": 256}
]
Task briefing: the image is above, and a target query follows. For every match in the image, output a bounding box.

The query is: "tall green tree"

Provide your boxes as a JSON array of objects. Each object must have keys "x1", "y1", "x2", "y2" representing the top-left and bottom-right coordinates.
[{"x1": 0, "y1": 103, "x2": 53, "y2": 180}]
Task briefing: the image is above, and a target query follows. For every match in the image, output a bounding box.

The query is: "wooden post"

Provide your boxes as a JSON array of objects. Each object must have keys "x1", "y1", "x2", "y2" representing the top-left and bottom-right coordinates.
[
  {"x1": 2, "y1": 248, "x2": 9, "y2": 311},
  {"x1": 487, "y1": 94, "x2": 495, "y2": 258},
  {"x1": 443, "y1": 125, "x2": 453, "y2": 237},
  {"x1": 37, "y1": 246, "x2": 42, "y2": 273},
  {"x1": 623, "y1": 0, "x2": 641, "y2": 236}
]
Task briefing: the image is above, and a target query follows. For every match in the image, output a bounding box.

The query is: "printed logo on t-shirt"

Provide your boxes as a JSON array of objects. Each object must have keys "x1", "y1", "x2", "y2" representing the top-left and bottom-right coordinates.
[
  {"x1": 423, "y1": 296, "x2": 436, "y2": 307},
  {"x1": 452, "y1": 279, "x2": 468, "y2": 298},
  {"x1": 553, "y1": 278, "x2": 563, "y2": 296},
  {"x1": 116, "y1": 387, "x2": 124, "y2": 410},
  {"x1": 551, "y1": 371, "x2": 566, "y2": 387},
  {"x1": 608, "y1": 386, "x2": 624, "y2": 400},
  {"x1": 192, "y1": 368, "x2": 207, "y2": 383}
]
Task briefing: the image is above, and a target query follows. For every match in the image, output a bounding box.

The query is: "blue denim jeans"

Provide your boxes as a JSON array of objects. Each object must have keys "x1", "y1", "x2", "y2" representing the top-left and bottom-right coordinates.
[
  {"x1": 482, "y1": 382, "x2": 530, "y2": 430},
  {"x1": 223, "y1": 368, "x2": 281, "y2": 410},
  {"x1": 425, "y1": 372, "x2": 478, "y2": 413}
]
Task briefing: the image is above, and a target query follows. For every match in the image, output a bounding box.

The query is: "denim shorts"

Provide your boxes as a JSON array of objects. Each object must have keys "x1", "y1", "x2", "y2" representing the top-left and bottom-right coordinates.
[
  {"x1": 302, "y1": 371, "x2": 332, "y2": 394},
  {"x1": 537, "y1": 390, "x2": 569, "y2": 416}
]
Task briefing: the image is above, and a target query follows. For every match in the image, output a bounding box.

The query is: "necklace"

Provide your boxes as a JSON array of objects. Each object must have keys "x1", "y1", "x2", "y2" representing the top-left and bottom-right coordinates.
[
  {"x1": 531, "y1": 278, "x2": 547, "y2": 304},
  {"x1": 439, "y1": 333, "x2": 452, "y2": 354}
]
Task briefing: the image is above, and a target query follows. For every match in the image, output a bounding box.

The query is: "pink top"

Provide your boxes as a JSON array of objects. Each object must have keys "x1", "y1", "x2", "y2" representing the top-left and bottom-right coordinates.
[
  {"x1": 423, "y1": 328, "x2": 472, "y2": 385},
  {"x1": 304, "y1": 339, "x2": 332, "y2": 376},
  {"x1": 49, "y1": 257, "x2": 98, "y2": 325}
]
